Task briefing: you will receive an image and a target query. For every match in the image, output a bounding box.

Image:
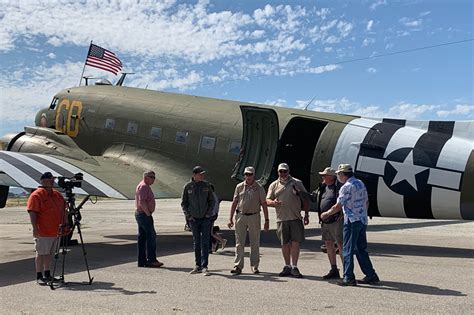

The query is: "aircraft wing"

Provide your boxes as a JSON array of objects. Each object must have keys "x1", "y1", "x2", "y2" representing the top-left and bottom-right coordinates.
[{"x1": 0, "y1": 150, "x2": 182, "y2": 200}]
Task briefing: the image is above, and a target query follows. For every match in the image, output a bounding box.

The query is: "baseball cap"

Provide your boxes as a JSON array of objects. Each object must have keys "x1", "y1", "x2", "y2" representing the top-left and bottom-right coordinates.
[
  {"x1": 40, "y1": 172, "x2": 55, "y2": 180},
  {"x1": 244, "y1": 166, "x2": 255, "y2": 174},
  {"x1": 336, "y1": 164, "x2": 353, "y2": 174},
  {"x1": 143, "y1": 170, "x2": 155, "y2": 178},
  {"x1": 193, "y1": 166, "x2": 206, "y2": 174},
  {"x1": 318, "y1": 167, "x2": 336, "y2": 176},
  {"x1": 277, "y1": 163, "x2": 289, "y2": 171}
]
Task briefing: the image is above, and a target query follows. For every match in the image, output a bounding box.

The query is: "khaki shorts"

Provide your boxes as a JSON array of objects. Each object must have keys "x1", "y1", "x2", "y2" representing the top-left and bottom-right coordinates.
[
  {"x1": 34, "y1": 237, "x2": 58, "y2": 255},
  {"x1": 321, "y1": 220, "x2": 343, "y2": 243},
  {"x1": 276, "y1": 219, "x2": 305, "y2": 245}
]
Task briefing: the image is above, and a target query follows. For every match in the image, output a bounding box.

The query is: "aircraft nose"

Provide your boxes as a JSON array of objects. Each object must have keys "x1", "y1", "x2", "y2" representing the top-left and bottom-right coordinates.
[{"x1": 35, "y1": 108, "x2": 55, "y2": 128}]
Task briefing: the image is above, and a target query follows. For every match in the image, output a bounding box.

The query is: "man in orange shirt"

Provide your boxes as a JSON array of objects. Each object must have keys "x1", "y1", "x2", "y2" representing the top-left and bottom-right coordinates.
[{"x1": 27, "y1": 172, "x2": 67, "y2": 285}]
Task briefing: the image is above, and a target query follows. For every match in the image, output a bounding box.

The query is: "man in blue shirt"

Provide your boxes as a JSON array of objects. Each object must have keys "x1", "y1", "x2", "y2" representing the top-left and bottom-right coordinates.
[{"x1": 321, "y1": 164, "x2": 379, "y2": 286}]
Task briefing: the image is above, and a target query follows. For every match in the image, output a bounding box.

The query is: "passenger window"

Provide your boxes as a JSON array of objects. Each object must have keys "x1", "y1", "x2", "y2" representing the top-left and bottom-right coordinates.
[
  {"x1": 229, "y1": 140, "x2": 241, "y2": 155},
  {"x1": 105, "y1": 118, "x2": 115, "y2": 130},
  {"x1": 175, "y1": 131, "x2": 188, "y2": 145},
  {"x1": 201, "y1": 135, "x2": 216, "y2": 150},
  {"x1": 49, "y1": 97, "x2": 59, "y2": 109},
  {"x1": 127, "y1": 122, "x2": 138, "y2": 134},
  {"x1": 150, "y1": 127, "x2": 162, "y2": 140}
]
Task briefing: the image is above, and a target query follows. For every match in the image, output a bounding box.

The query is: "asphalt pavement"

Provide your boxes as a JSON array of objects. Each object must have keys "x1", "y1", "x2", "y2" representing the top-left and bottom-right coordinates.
[{"x1": 0, "y1": 199, "x2": 473, "y2": 314}]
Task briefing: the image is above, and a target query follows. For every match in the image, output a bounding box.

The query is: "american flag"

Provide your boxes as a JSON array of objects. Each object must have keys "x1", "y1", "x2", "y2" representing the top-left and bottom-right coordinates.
[{"x1": 85, "y1": 44, "x2": 122, "y2": 75}]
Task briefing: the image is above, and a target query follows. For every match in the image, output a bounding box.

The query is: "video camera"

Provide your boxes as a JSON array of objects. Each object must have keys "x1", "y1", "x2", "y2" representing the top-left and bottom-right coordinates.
[{"x1": 58, "y1": 173, "x2": 83, "y2": 190}]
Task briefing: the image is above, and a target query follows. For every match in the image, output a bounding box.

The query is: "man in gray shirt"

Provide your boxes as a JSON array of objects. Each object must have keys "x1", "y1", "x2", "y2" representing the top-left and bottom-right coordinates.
[{"x1": 311, "y1": 167, "x2": 343, "y2": 279}]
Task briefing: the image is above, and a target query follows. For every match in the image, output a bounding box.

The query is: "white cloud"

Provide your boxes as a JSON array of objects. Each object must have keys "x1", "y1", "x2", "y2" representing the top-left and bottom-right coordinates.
[
  {"x1": 399, "y1": 17, "x2": 423, "y2": 28},
  {"x1": 0, "y1": 61, "x2": 83, "y2": 122},
  {"x1": 0, "y1": 1, "x2": 311, "y2": 64},
  {"x1": 367, "y1": 20, "x2": 374, "y2": 31},
  {"x1": 367, "y1": 67, "x2": 377, "y2": 73},
  {"x1": 437, "y1": 104, "x2": 474, "y2": 118},
  {"x1": 362, "y1": 38, "x2": 375, "y2": 47},
  {"x1": 419, "y1": 11, "x2": 431, "y2": 17},
  {"x1": 47, "y1": 53, "x2": 56, "y2": 59},
  {"x1": 315, "y1": 8, "x2": 330, "y2": 20},
  {"x1": 370, "y1": 0, "x2": 387, "y2": 11},
  {"x1": 387, "y1": 102, "x2": 437, "y2": 119}
]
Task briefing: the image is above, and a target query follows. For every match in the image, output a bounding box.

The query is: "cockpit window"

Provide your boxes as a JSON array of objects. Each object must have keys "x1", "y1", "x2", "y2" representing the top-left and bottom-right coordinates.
[{"x1": 49, "y1": 97, "x2": 59, "y2": 109}]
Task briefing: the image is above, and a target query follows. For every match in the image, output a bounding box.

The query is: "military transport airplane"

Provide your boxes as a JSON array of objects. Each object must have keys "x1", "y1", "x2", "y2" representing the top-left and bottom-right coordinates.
[{"x1": 1, "y1": 81, "x2": 473, "y2": 220}]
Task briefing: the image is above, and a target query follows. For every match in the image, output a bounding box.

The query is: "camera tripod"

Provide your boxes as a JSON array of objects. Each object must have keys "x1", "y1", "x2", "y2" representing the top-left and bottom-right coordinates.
[{"x1": 49, "y1": 191, "x2": 94, "y2": 290}]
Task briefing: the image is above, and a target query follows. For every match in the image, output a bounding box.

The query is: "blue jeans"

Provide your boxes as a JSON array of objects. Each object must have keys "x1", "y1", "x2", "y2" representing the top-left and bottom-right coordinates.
[
  {"x1": 190, "y1": 217, "x2": 212, "y2": 268},
  {"x1": 135, "y1": 212, "x2": 157, "y2": 266},
  {"x1": 343, "y1": 221, "x2": 376, "y2": 281}
]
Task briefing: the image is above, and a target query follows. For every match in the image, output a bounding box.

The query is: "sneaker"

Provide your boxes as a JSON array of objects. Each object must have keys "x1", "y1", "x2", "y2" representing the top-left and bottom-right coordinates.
[
  {"x1": 45, "y1": 276, "x2": 62, "y2": 284},
  {"x1": 147, "y1": 261, "x2": 164, "y2": 268},
  {"x1": 202, "y1": 268, "x2": 210, "y2": 276},
  {"x1": 358, "y1": 274, "x2": 380, "y2": 284},
  {"x1": 189, "y1": 266, "x2": 201, "y2": 274},
  {"x1": 230, "y1": 266, "x2": 242, "y2": 275},
  {"x1": 252, "y1": 267, "x2": 260, "y2": 274},
  {"x1": 336, "y1": 279, "x2": 357, "y2": 286},
  {"x1": 323, "y1": 268, "x2": 340, "y2": 279},
  {"x1": 184, "y1": 224, "x2": 191, "y2": 231},
  {"x1": 291, "y1": 267, "x2": 303, "y2": 278},
  {"x1": 278, "y1": 266, "x2": 292, "y2": 277},
  {"x1": 220, "y1": 239, "x2": 227, "y2": 250},
  {"x1": 36, "y1": 277, "x2": 48, "y2": 286}
]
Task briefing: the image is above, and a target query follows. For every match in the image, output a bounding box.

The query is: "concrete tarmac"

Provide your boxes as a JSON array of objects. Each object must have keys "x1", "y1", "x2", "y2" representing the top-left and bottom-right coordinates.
[{"x1": 0, "y1": 199, "x2": 473, "y2": 314}]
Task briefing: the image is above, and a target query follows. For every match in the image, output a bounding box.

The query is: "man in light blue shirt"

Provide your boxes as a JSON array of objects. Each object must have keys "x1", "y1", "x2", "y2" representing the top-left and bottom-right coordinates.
[{"x1": 321, "y1": 164, "x2": 379, "y2": 286}]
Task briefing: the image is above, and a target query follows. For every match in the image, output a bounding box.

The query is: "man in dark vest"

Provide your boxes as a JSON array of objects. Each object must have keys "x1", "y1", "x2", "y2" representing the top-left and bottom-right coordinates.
[{"x1": 311, "y1": 167, "x2": 343, "y2": 279}]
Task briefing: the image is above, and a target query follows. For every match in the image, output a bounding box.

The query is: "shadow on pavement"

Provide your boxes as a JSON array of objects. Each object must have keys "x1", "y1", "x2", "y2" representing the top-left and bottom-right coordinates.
[
  {"x1": 56, "y1": 281, "x2": 157, "y2": 295},
  {"x1": 1, "y1": 226, "x2": 472, "y2": 288},
  {"x1": 355, "y1": 281, "x2": 466, "y2": 296}
]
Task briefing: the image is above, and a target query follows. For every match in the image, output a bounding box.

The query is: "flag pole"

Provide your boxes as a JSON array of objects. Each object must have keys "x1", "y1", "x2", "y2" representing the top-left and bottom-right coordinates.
[{"x1": 78, "y1": 40, "x2": 93, "y2": 86}]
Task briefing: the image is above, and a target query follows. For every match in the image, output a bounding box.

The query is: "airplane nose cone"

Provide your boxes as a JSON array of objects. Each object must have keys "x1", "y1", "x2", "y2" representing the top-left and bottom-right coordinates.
[{"x1": 35, "y1": 108, "x2": 55, "y2": 128}]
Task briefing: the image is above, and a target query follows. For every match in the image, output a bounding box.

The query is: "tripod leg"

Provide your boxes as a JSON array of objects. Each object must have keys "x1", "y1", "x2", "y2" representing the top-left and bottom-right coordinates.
[
  {"x1": 50, "y1": 226, "x2": 67, "y2": 290},
  {"x1": 75, "y1": 222, "x2": 94, "y2": 285}
]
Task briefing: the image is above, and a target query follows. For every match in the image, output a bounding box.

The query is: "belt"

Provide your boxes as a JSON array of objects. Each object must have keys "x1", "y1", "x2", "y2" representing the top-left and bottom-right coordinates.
[{"x1": 236, "y1": 210, "x2": 258, "y2": 216}]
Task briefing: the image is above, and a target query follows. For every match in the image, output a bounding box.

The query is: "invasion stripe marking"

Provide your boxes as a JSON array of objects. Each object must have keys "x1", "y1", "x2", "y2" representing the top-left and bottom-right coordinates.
[
  {"x1": 431, "y1": 188, "x2": 462, "y2": 219},
  {"x1": 383, "y1": 126, "x2": 427, "y2": 159},
  {"x1": 405, "y1": 121, "x2": 455, "y2": 219},
  {"x1": 30, "y1": 154, "x2": 126, "y2": 199},
  {"x1": 0, "y1": 152, "x2": 88, "y2": 195},
  {"x1": 0, "y1": 159, "x2": 39, "y2": 188},
  {"x1": 26, "y1": 154, "x2": 106, "y2": 197},
  {"x1": 376, "y1": 178, "x2": 406, "y2": 218},
  {"x1": 357, "y1": 120, "x2": 406, "y2": 218}
]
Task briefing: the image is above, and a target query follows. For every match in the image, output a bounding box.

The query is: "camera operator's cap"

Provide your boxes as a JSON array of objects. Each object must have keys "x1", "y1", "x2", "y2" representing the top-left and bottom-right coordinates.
[
  {"x1": 336, "y1": 164, "x2": 353, "y2": 174},
  {"x1": 244, "y1": 166, "x2": 255, "y2": 174},
  {"x1": 40, "y1": 172, "x2": 55, "y2": 180},
  {"x1": 193, "y1": 166, "x2": 206, "y2": 174},
  {"x1": 318, "y1": 167, "x2": 336, "y2": 176},
  {"x1": 278, "y1": 163, "x2": 289, "y2": 171}
]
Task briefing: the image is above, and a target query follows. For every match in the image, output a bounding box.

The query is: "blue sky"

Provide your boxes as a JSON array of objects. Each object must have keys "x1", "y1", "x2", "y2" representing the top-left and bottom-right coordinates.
[{"x1": 0, "y1": 0, "x2": 472, "y2": 136}]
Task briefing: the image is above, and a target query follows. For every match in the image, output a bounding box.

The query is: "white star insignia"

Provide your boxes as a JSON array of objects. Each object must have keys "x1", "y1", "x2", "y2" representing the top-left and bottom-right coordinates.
[{"x1": 388, "y1": 151, "x2": 428, "y2": 191}]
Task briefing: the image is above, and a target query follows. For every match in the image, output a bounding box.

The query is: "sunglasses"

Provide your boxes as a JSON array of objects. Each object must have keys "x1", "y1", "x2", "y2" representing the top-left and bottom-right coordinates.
[
  {"x1": 244, "y1": 173, "x2": 254, "y2": 176},
  {"x1": 278, "y1": 170, "x2": 288, "y2": 173}
]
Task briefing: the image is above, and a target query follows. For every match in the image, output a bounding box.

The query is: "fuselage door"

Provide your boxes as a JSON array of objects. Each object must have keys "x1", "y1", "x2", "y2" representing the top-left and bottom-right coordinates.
[{"x1": 233, "y1": 106, "x2": 279, "y2": 185}]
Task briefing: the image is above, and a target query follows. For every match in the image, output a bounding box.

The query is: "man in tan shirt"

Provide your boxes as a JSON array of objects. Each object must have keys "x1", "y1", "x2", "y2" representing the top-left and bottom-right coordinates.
[
  {"x1": 228, "y1": 166, "x2": 269, "y2": 275},
  {"x1": 266, "y1": 163, "x2": 309, "y2": 278}
]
